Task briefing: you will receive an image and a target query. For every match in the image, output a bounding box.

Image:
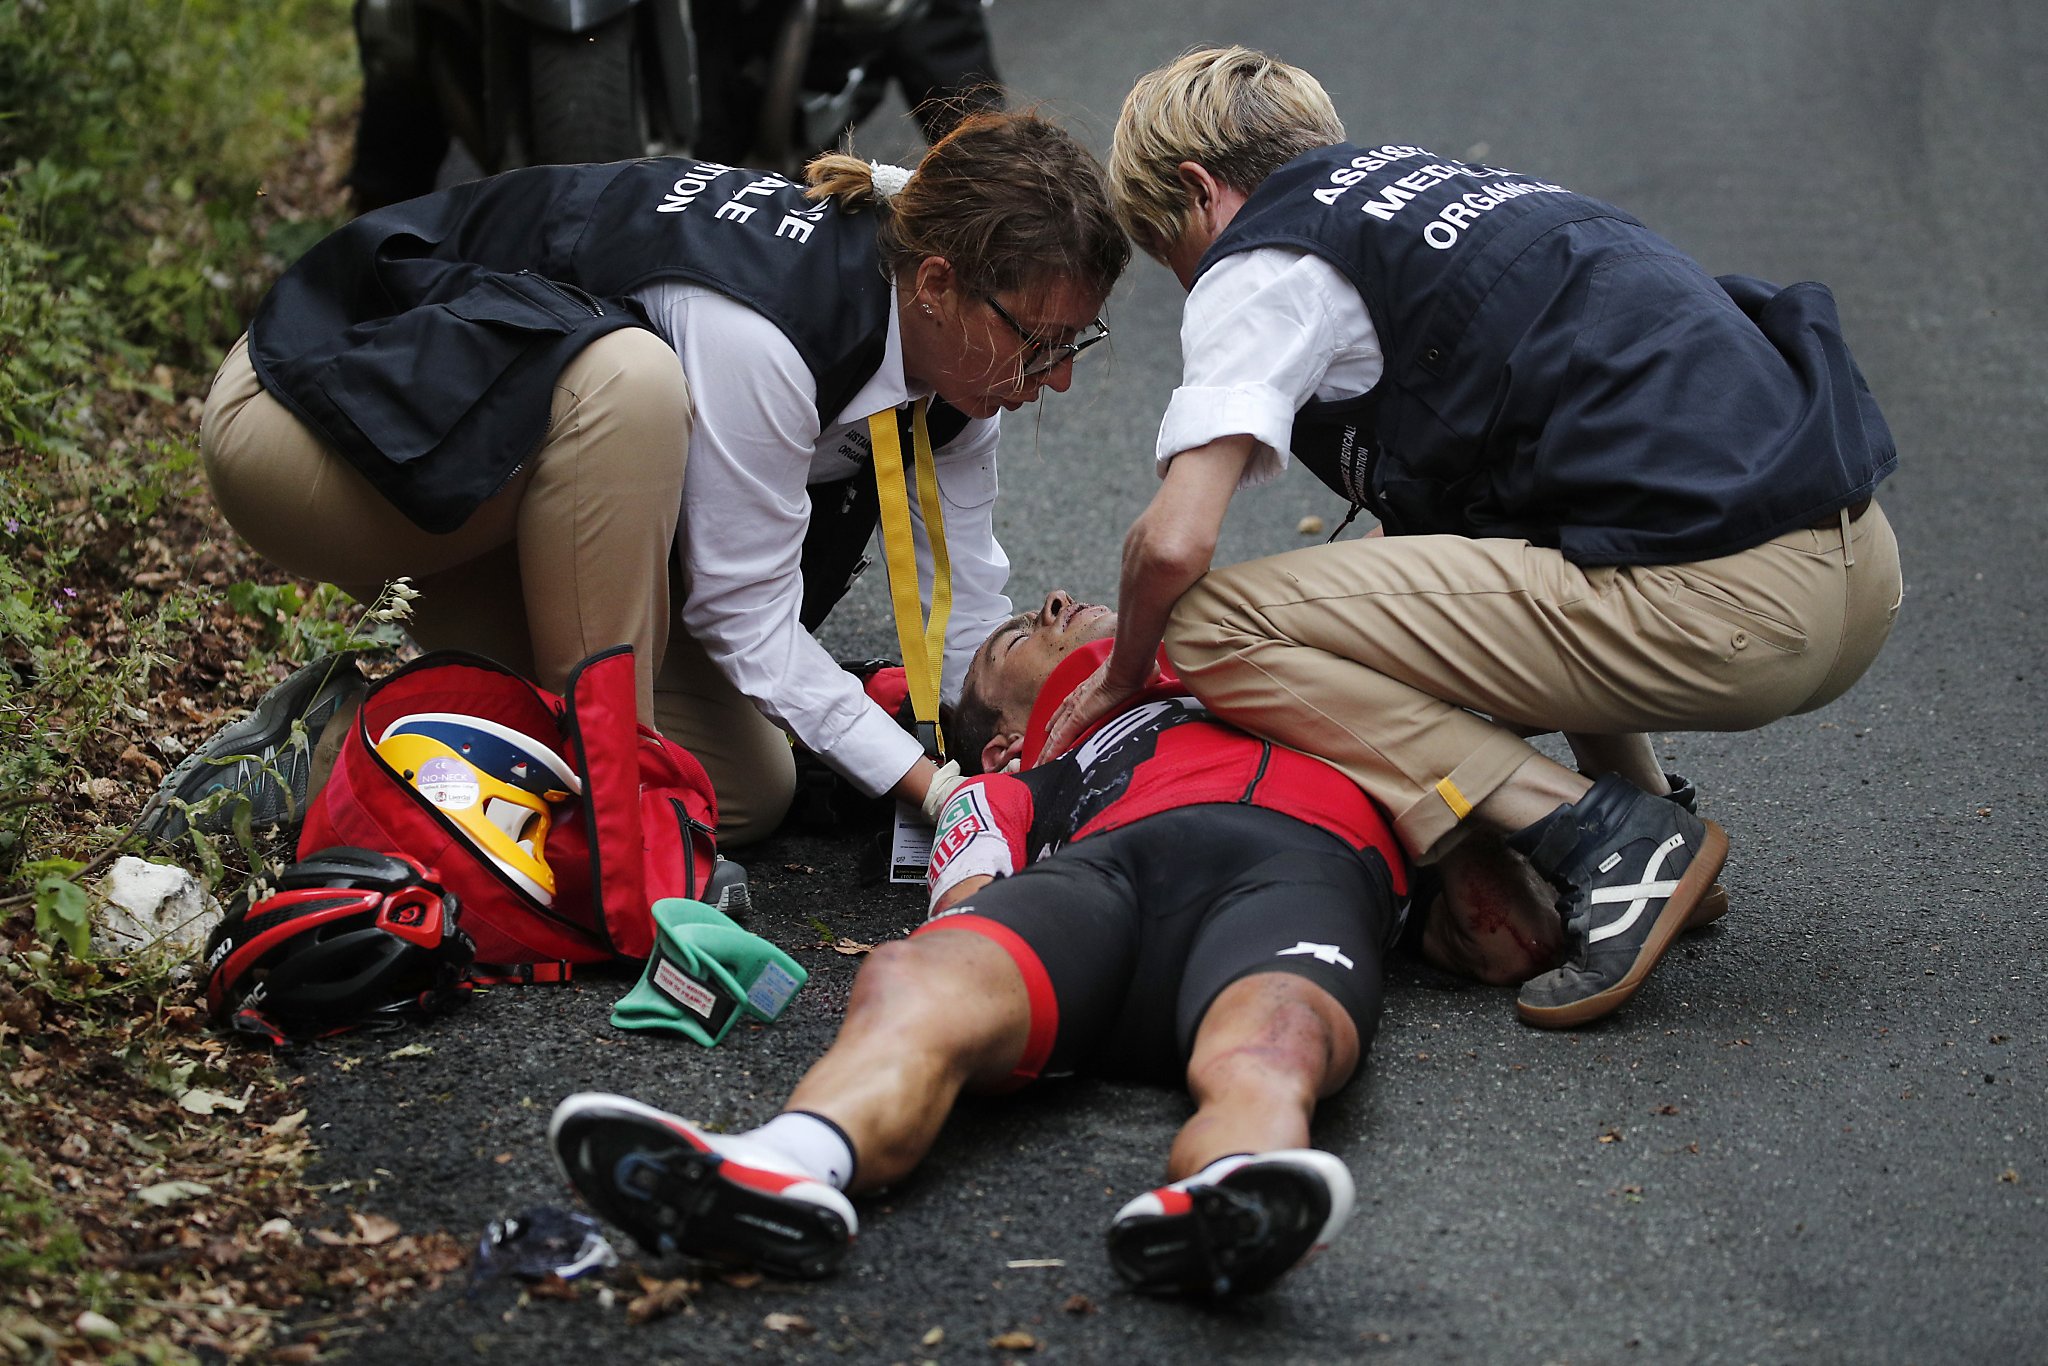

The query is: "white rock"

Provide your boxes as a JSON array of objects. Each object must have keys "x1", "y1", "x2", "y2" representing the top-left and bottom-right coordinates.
[{"x1": 94, "y1": 856, "x2": 222, "y2": 968}]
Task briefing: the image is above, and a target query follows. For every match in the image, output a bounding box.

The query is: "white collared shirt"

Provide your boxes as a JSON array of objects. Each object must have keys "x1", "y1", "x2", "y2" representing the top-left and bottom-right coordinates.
[
  {"x1": 1155, "y1": 248, "x2": 1385, "y2": 484},
  {"x1": 633, "y1": 279, "x2": 1011, "y2": 796}
]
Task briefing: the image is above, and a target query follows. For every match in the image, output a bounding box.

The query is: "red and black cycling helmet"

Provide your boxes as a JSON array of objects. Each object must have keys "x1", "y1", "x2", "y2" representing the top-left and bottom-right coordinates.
[{"x1": 202, "y1": 847, "x2": 475, "y2": 1045}]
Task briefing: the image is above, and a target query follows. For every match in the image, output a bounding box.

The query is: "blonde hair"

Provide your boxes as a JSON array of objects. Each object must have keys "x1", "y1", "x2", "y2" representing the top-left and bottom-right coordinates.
[
  {"x1": 805, "y1": 110, "x2": 1130, "y2": 299},
  {"x1": 1109, "y1": 47, "x2": 1344, "y2": 259}
]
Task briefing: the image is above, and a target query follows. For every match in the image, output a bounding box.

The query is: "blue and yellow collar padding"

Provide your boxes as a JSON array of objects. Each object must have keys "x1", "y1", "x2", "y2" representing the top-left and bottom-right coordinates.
[{"x1": 610, "y1": 898, "x2": 808, "y2": 1047}]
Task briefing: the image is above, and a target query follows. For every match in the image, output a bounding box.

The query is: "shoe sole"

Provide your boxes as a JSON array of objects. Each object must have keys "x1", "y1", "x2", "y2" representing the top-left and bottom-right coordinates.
[
  {"x1": 1687, "y1": 882, "x2": 1730, "y2": 931},
  {"x1": 1516, "y1": 817, "x2": 1729, "y2": 1030},
  {"x1": 1107, "y1": 1150, "x2": 1353, "y2": 1297},
  {"x1": 140, "y1": 653, "x2": 363, "y2": 842},
  {"x1": 548, "y1": 1094, "x2": 852, "y2": 1280},
  {"x1": 705, "y1": 860, "x2": 753, "y2": 923}
]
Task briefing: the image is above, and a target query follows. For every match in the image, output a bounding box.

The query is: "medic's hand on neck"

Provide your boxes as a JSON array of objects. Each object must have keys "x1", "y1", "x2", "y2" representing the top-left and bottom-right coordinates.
[{"x1": 1033, "y1": 434, "x2": 1256, "y2": 763}]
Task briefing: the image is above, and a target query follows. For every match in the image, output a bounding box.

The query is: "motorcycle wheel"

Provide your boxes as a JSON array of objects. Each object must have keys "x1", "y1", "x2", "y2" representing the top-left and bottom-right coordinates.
[{"x1": 526, "y1": 12, "x2": 651, "y2": 166}]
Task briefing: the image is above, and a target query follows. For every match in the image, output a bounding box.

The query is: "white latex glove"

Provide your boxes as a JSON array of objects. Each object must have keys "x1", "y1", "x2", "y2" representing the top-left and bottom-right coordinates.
[{"x1": 919, "y1": 759, "x2": 965, "y2": 824}]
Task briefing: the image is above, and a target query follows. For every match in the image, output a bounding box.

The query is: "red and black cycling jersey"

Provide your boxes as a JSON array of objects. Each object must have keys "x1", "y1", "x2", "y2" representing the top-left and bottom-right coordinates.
[{"x1": 928, "y1": 640, "x2": 1407, "y2": 909}]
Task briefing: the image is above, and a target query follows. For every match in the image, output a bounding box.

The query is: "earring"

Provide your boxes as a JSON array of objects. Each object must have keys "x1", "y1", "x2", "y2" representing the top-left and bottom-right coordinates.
[{"x1": 920, "y1": 302, "x2": 935, "y2": 316}]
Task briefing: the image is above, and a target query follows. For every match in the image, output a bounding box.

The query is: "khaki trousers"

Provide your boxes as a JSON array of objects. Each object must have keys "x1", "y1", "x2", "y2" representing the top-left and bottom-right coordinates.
[
  {"x1": 199, "y1": 330, "x2": 795, "y2": 843},
  {"x1": 1165, "y1": 508, "x2": 1903, "y2": 858}
]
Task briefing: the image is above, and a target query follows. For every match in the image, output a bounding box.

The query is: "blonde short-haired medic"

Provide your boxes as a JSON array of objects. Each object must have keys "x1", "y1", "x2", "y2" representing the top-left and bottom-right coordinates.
[{"x1": 1041, "y1": 47, "x2": 1903, "y2": 1031}]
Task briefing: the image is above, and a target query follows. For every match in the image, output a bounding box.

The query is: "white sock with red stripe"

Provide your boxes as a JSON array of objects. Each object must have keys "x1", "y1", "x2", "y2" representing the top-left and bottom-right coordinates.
[{"x1": 742, "y1": 1111, "x2": 857, "y2": 1191}]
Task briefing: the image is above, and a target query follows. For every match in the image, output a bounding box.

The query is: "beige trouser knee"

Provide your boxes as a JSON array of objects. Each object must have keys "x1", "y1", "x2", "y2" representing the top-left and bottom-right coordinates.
[
  {"x1": 200, "y1": 328, "x2": 791, "y2": 845},
  {"x1": 1166, "y1": 507, "x2": 1902, "y2": 857},
  {"x1": 651, "y1": 614, "x2": 795, "y2": 848}
]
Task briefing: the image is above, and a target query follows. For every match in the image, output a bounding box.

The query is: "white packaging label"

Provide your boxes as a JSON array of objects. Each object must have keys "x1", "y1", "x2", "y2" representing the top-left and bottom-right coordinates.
[
  {"x1": 654, "y1": 958, "x2": 717, "y2": 1018},
  {"x1": 890, "y1": 802, "x2": 933, "y2": 885},
  {"x1": 746, "y1": 961, "x2": 801, "y2": 1019}
]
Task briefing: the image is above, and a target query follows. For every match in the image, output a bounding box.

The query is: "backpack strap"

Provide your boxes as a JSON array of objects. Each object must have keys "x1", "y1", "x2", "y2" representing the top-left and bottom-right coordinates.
[
  {"x1": 465, "y1": 961, "x2": 575, "y2": 986},
  {"x1": 563, "y1": 646, "x2": 652, "y2": 957}
]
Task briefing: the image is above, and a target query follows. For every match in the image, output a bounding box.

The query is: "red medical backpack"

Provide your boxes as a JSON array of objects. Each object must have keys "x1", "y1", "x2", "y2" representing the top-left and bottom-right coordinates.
[{"x1": 299, "y1": 647, "x2": 718, "y2": 973}]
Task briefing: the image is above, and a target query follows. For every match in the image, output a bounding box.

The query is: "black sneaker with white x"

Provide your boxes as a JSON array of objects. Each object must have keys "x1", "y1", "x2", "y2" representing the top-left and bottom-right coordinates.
[
  {"x1": 139, "y1": 652, "x2": 367, "y2": 845},
  {"x1": 1106, "y1": 1150, "x2": 1355, "y2": 1298},
  {"x1": 1513, "y1": 774, "x2": 1728, "y2": 1029},
  {"x1": 549, "y1": 1093, "x2": 855, "y2": 1281}
]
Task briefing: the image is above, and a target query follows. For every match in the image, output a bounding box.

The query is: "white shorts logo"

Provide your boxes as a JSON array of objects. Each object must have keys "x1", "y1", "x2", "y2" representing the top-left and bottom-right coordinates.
[{"x1": 1277, "y1": 941, "x2": 1355, "y2": 970}]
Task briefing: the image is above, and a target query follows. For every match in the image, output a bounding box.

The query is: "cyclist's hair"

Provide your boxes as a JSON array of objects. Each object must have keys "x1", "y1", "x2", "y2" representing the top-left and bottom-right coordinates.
[{"x1": 947, "y1": 672, "x2": 1006, "y2": 777}]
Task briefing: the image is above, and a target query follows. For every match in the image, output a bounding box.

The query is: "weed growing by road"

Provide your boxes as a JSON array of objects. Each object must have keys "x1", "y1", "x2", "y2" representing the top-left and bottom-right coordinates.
[{"x1": 0, "y1": 2, "x2": 471, "y2": 1358}]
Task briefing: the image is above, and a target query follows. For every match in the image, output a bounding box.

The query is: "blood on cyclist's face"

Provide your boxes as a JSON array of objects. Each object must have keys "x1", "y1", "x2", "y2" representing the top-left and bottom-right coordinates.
[{"x1": 967, "y1": 589, "x2": 1117, "y2": 720}]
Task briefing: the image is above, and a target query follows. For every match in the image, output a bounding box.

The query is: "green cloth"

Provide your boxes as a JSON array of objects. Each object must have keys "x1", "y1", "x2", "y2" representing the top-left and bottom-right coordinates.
[{"x1": 611, "y1": 899, "x2": 809, "y2": 1047}]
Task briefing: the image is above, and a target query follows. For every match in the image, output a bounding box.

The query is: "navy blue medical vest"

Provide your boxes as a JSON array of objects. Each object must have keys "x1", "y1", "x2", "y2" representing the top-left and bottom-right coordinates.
[
  {"x1": 1196, "y1": 144, "x2": 1895, "y2": 564},
  {"x1": 251, "y1": 159, "x2": 898, "y2": 533}
]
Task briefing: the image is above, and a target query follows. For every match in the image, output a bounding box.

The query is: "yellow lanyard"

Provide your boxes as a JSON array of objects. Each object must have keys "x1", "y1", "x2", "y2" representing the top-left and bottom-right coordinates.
[{"x1": 867, "y1": 400, "x2": 951, "y2": 757}]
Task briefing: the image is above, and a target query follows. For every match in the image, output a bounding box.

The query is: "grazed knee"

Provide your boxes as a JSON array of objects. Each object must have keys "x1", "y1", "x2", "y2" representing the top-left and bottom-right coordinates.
[{"x1": 1187, "y1": 978, "x2": 1352, "y2": 1109}]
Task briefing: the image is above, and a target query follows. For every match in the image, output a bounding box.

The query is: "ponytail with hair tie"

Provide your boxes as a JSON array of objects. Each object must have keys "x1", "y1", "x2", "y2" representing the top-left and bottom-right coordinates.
[
  {"x1": 868, "y1": 162, "x2": 913, "y2": 199},
  {"x1": 803, "y1": 154, "x2": 911, "y2": 210},
  {"x1": 807, "y1": 112, "x2": 1130, "y2": 300}
]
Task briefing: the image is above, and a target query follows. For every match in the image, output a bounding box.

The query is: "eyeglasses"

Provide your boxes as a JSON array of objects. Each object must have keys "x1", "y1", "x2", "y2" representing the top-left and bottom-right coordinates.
[{"x1": 982, "y1": 295, "x2": 1110, "y2": 377}]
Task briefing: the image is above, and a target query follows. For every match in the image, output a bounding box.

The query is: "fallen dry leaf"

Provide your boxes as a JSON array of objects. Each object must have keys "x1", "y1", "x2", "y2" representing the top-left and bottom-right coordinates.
[
  {"x1": 989, "y1": 1330, "x2": 1039, "y2": 1351},
  {"x1": 117, "y1": 744, "x2": 164, "y2": 779},
  {"x1": 349, "y1": 1212, "x2": 401, "y2": 1245},
  {"x1": 179, "y1": 1086, "x2": 247, "y2": 1115},
  {"x1": 74, "y1": 1310, "x2": 120, "y2": 1341},
  {"x1": 135, "y1": 1180, "x2": 212, "y2": 1207},
  {"x1": 1061, "y1": 1294, "x2": 1097, "y2": 1316},
  {"x1": 764, "y1": 1312, "x2": 814, "y2": 1335},
  {"x1": 263, "y1": 1109, "x2": 308, "y2": 1136},
  {"x1": 627, "y1": 1276, "x2": 697, "y2": 1325},
  {"x1": 832, "y1": 939, "x2": 876, "y2": 957}
]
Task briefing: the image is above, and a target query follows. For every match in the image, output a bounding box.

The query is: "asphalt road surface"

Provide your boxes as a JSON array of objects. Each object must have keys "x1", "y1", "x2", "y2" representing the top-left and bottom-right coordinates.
[{"x1": 304, "y1": 3, "x2": 2048, "y2": 1362}]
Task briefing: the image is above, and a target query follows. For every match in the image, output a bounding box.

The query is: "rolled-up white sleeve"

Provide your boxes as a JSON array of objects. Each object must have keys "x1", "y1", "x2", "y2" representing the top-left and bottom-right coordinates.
[
  {"x1": 1155, "y1": 249, "x2": 1380, "y2": 488},
  {"x1": 666, "y1": 292, "x2": 924, "y2": 797}
]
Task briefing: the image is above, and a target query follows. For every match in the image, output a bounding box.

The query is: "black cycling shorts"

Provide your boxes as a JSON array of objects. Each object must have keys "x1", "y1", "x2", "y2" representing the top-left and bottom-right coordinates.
[{"x1": 912, "y1": 803, "x2": 1404, "y2": 1086}]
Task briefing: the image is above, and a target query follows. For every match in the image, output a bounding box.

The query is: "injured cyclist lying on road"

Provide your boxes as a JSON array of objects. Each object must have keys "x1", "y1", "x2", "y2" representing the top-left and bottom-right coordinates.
[{"x1": 547, "y1": 588, "x2": 1700, "y2": 1298}]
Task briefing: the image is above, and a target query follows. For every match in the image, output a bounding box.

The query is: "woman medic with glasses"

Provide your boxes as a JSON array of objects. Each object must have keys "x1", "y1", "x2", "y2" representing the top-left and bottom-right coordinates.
[{"x1": 189, "y1": 113, "x2": 1129, "y2": 845}]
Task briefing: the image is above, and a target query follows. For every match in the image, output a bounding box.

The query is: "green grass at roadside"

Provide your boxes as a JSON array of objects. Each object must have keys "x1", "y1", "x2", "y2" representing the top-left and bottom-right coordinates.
[
  {"x1": 0, "y1": 5, "x2": 419, "y2": 1359},
  {"x1": 1, "y1": 0, "x2": 359, "y2": 893},
  {"x1": 0, "y1": 1139, "x2": 89, "y2": 1283}
]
